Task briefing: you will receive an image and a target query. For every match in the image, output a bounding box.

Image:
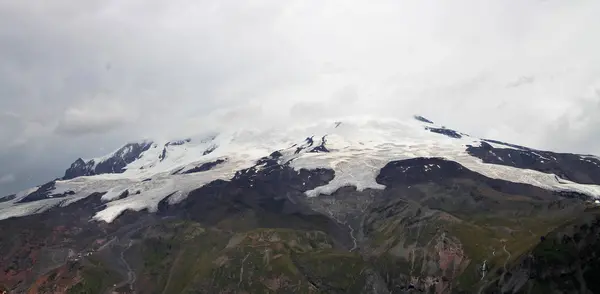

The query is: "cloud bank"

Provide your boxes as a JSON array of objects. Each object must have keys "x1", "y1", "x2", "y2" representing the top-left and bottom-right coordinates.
[{"x1": 1, "y1": 0, "x2": 600, "y2": 194}]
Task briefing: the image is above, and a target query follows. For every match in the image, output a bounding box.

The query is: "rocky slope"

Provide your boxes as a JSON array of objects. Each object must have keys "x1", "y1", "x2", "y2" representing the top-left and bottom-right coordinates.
[{"x1": 1, "y1": 116, "x2": 600, "y2": 293}]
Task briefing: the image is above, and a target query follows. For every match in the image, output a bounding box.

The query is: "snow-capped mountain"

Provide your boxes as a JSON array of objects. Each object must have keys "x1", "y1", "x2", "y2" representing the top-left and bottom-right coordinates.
[
  {"x1": 63, "y1": 141, "x2": 154, "y2": 180},
  {"x1": 2, "y1": 115, "x2": 600, "y2": 223},
  {"x1": 3, "y1": 115, "x2": 600, "y2": 293}
]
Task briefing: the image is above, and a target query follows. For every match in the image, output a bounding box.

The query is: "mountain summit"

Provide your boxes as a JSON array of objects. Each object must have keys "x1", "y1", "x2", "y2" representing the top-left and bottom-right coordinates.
[{"x1": 1, "y1": 115, "x2": 600, "y2": 293}]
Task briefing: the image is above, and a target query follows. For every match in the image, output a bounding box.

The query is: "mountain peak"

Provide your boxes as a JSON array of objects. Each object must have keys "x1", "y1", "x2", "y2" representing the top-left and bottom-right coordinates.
[
  {"x1": 3, "y1": 116, "x2": 600, "y2": 224},
  {"x1": 63, "y1": 141, "x2": 154, "y2": 180}
]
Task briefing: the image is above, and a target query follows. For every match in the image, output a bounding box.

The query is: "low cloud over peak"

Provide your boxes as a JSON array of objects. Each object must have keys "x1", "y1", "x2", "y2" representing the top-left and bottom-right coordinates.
[
  {"x1": 55, "y1": 97, "x2": 136, "y2": 136},
  {"x1": 0, "y1": 174, "x2": 15, "y2": 185},
  {"x1": 1, "y1": 0, "x2": 600, "y2": 195}
]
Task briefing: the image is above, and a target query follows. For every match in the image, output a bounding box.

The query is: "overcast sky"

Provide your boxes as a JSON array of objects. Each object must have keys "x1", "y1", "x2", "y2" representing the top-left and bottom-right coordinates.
[{"x1": 1, "y1": 0, "x2": 600, "y2": 195}]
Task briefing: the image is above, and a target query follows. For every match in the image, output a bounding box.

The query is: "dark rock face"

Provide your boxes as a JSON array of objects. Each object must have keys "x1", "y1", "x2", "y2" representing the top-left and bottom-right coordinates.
[
  {"x1": 553, "y1": 190, "x2": 591, "y2": 201},
  {"x1": 467, "y1": 141, "x2": 600, "y2": 185},
  {"x1": 425, "y1": 126, "x2": 462, "y2": 138},
  {"x1": 310, "y1": 135, "x2": 330, "y2": 153},
  {"x1": 17, "y1": 181, "x2": 57, "y2": 203},
  {"x1": 170, "y1": 167, "x2": 185, "y2": 175},
  {"x1": 93, "y1": 142, "x2": 153, "y2": 175},
  {"x1": 159, "y1": 139, "x2": 192, "y2": 161},
  {"x1": 157, "y1": 162, "x2": 341, "y2": 241},
  {"x1": 377, "y1": 157, "x2": 469, "y2": 185},
  {"x1": 0, "y1": 194, "x2": 16, "y2": 203},
  {"x1": 203, "y1": 145, "x2": 217, "y2": 156},
  {"x1": 62, "y1": 158, "x2": 96, "y2": 180},
  {"x1": 164, "y1": 158, "x2": 335, "y2": 214},
  {"x1": 414, "y1": 115, "x2": 434, "y2": 124},
  {"x1": 255, "y1": 151, "x2": 283, "y2": 167},
  {"x1": 116, "y1": 189, "x2": 129, "y2": 200},
  {"x1": 305, "y1": 136, "x2": 314, "y2": 146},
  {"x1": 158, "y1": 146, "x2": 168, "y2": 161},
  {"x1": 377, "y1": 157, "x2": 566, "y2": 202},
  {"x1": 295, "y1": 137, "x2": 315, "y2": 154},
  {"x1": 167, "y1": 138, "x2": 191, "y2": 146},
  {"x1": 181, "y1": 159, "x2": 227, "y2": 174},
  {"x1": 63, "y1": 142, "x2": 153, "y2": 180},
  {"x1": 483, "y1": 139, "x2": 531, "y2": 151}
]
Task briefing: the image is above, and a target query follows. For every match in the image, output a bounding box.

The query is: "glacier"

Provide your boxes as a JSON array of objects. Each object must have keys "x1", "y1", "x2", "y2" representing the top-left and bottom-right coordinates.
[{"x1": 2, "y1": 115, "x2": 600, "y2": 223}]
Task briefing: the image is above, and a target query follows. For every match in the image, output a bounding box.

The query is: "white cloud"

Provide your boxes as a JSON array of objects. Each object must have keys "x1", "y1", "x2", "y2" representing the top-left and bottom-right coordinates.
[
  {"x1": 55, "y1": 97, "x2": 136, "y2": 136},
  {"x1": 0, "y1": 174, "x2": 15, "y2": 185},
  {"x1": 1, "y1": 0, "x2": 600, "y2": 193}
]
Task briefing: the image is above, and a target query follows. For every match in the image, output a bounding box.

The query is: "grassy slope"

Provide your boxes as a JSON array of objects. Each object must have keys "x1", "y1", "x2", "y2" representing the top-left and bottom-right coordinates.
[
  {"x1": 360, "y1": 180, "x2": 591, "y2": 293},
  {"x1": 111, "y1": 220, "x2": 369, "y2": 294},
  {"x1": 63, "y1": 182, "x2": 598, "y2": 293},
  {"x1": 64, "y1": 209, "x2": 594, "y2": 294}
]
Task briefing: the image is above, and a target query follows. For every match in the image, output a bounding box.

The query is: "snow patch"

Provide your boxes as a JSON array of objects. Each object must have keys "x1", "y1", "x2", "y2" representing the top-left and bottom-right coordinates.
[{"x1": 101, "y1": 186, "x2": 129, "y2": 202}]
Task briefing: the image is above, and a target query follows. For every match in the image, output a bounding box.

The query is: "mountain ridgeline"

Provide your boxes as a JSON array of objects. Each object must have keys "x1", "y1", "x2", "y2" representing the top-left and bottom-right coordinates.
[
  {"x1": 63, "y1": 142, "x2": 154, "y2": 180},
  {"x1": 1, "y1": 116, "x2": 600, "y2": 294}
]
